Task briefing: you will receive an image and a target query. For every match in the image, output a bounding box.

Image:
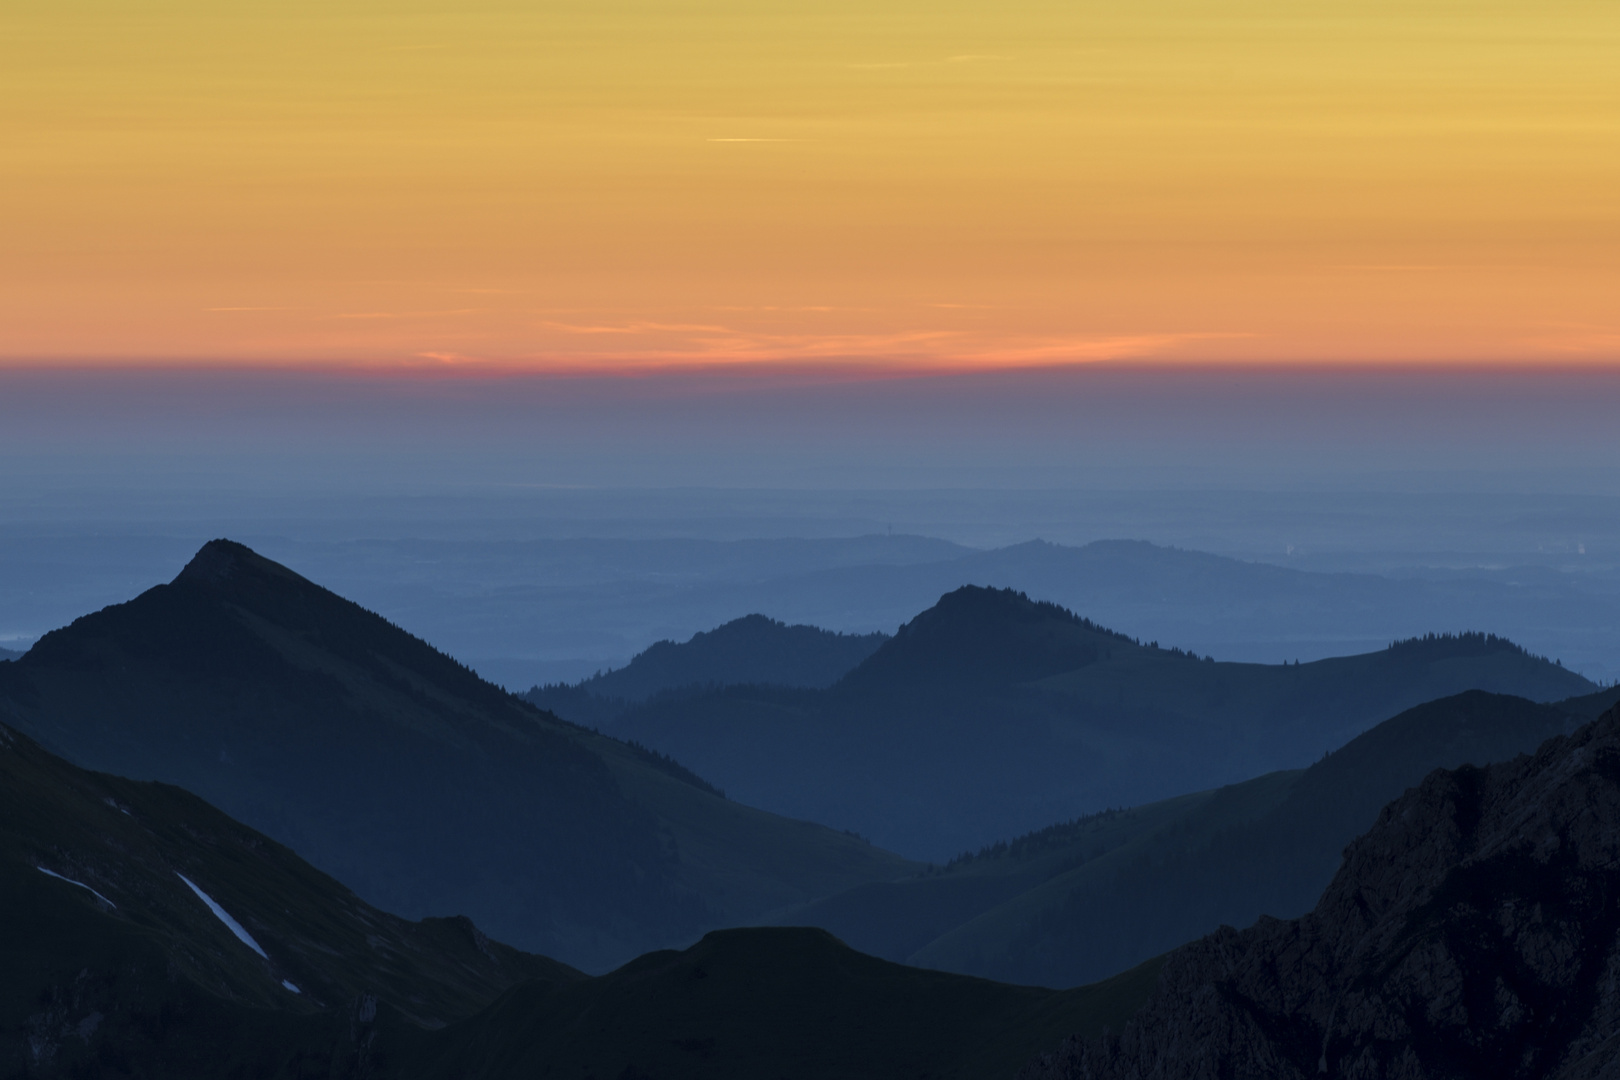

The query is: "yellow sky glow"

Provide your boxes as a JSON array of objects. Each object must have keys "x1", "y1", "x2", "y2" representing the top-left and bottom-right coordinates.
[{"x1": 3, "y1": 0, "x2": 1617, "y2": 369}]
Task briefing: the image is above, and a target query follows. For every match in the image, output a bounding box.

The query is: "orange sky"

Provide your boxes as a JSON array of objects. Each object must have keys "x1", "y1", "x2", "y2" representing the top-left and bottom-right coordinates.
[{"x1": 3, "y1": 0, "x2": 1617, "y2": 369}]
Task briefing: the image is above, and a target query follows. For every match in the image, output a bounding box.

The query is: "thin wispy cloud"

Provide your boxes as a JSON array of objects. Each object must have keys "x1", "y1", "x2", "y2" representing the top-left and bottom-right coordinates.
[
  {"x1": 1330, "y1": 265, "x2": 1448, "y2": 272},
  {"x1": 711, "y1": 305, "x2": 865, "y2": 313},
  {"x1": 1523, "y1": 324, "x2": 1620, "y2": 356},
  {"x1": 953, "y1": 332, "x2": 1259, "y2": 366},
  {"x1": 334, "y1": 309, "x2": 485, "y2": 320},
  {"x1": 418, "y1": 320, "x2": 1261, "y2": 373},
  {"x1": 539, "y1": 320, "x2": 734, "y2": 336},
  {"x1": 414, "y1": 351, "x2": 481, "y2": 364},
  {"x1": 845, "y1": 55, "x2": 1011, "y2": 70}
]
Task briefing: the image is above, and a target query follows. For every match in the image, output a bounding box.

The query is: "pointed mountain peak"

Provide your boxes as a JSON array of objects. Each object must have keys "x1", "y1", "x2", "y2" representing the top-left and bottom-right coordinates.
[
  {"x1": 839, "y1": 586, "x2": 1137, "y2": 691},
  {"x1": 174, "y1": 539, "x2": 310, "y2": 590},
  {"x1": 916, "y1": 584, "x2": 1053, "y2": 623},
  {"x1": 904, "y1": 585, "x2": 1129, "y2": 638}
]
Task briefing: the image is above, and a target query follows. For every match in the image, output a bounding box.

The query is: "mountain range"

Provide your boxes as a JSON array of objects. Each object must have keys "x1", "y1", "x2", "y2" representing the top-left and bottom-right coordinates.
[
  {"x1": 526, "y1": 614, "x2": 887, "y2": 729},
  {"x1": 18, "y1": 690, "x2": 1610, "y2": 1078},
  {"x1": 0, "y1": 712, "x2": 1150, "y2": 1080},
  {"x1": 443, "y1": 534, "x2": 1620, "y2": 685},
  {"x1": 1020, "y1": 703, "x2": 1620, "y2": 1080},
  {"x1": 7, "y1": 535, "x2": 1620, "y2": 1075},
  {"x1": 781, "y1": 687, "x2": 1620, "y2": 988},
  {"x1": 0, "y1": 715, "x2": 578, "y2": 1074},
  {"x1": 550, "y1": 586, "x2": 1595, "y2": 859},
  {"x1": 12, "y1": 532, "x2": 1620, "y2": 688},
  {"x1": 0, "y1": 540, "x2": 913, "y2": 972}
]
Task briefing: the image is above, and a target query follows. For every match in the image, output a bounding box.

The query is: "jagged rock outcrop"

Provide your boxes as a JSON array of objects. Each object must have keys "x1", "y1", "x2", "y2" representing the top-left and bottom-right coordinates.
[{"x1": 1021, "y1": 708, "x2": 1620, "y2": 1080}]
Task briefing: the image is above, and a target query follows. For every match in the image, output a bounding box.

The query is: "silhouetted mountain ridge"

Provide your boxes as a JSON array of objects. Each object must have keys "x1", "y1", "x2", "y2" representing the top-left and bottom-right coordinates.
[
  {"x1": 575, "y1": 613, "x2": 886, "y2": 700},
  {"x1": 1021, "y1": 705, "x2": 1620, "y2": 1079},
  {"x1": 397, "y1": 928, "x2": 1158, "y2": 1080},
  {"x1": 587, "y1": 587, "x2": 1593, "y2": 858},
  {"x1": 0, "y1": 716, "x2": 580, "y2": 1074},
  {"x1": 837, "y1": 586, "x2": 1146, "y2": 692},
  {"x1": 1, "y1": 709, "x2": 1151, "y2": 1080},
  {"x1": 0, "y1": 540, "x2": 915, "y2": 972},
  {"x1": 523, "y1": 613, "x2": 886, "y2": 728},
  {"x1": 774, "y1": 689, "x2": 1591, "y2": 987}
]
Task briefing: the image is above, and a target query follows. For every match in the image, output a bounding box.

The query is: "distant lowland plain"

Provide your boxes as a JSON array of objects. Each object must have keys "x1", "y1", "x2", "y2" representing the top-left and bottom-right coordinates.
[{"x1": 7, "y1": 500, "x2": 1620, "y2": 689}]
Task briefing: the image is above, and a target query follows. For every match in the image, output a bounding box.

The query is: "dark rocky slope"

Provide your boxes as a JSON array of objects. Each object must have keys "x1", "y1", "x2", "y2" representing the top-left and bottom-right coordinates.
[
  {"x1": 0, "y1": 718, "x2": 578, "y2": 1076},
  {"x1": 1021, "y1": 706, "x2": 1620, "y2": 1080}
]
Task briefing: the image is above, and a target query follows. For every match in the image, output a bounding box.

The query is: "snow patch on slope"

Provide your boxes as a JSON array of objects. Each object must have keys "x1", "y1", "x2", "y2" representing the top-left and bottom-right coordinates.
[
  {"x1": 176, "y1": 873, "x2": 267, "y2": 959},
  {"x1": 37, "y1": 867, "x2": 116, "y2": 909}
]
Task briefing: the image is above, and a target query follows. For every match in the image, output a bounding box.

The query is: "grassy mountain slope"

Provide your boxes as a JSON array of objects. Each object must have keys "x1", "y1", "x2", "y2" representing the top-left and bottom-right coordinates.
[
  {"x1": 0, "y1": 718, "x2": 577, "y2": 1075},
  {"x1": 398, "y1": 928, "x2": 1161, "y2": 1080},
  {"x1": 597, "y1": 587, "x2": 1594, "y2": 859},
  {"x1": 784, "y1": 690, "x2": 1584, "y2": 989},
  {"x1": 0, "y1": 540, "x2": 915, "y2": 972}
]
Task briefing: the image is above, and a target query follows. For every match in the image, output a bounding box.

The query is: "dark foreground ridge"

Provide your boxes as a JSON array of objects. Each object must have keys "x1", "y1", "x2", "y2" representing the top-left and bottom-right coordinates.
[
  {"x1": 0, "y1": 712, "x2": 1155, "y2": 1079},
  {"x1": 0, "y1": 717, "x2": 580, "y2": 1074},
  {"x1": 400, "y1": 927, "x2": 1157, "y2": 1080},
  {"x1": 1021, "y1": 705, "x2": 1620, "y2": 1080}
]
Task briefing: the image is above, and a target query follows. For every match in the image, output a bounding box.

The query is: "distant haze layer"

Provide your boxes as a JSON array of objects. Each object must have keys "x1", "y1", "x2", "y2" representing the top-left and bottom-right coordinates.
[
  {"x1": 6, "y1": 364, "x2": 1620, "y2": 682},
  {"x1": 7, "y1": 364, "x2": 1620, "y2": 489}
]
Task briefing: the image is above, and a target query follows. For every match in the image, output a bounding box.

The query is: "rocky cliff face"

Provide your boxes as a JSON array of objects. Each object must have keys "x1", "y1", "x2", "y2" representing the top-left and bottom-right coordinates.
[{"x1": 1021, "y1": 708, "x2": 1620, "y2": 1080}]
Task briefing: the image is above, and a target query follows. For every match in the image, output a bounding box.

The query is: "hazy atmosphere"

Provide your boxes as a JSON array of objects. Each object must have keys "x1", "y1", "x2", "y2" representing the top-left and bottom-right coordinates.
[
  {"x1": 8, "y1": 364, "x2": 1620, "y2": 684},
  {"x1": 5, "y1": 1, "x2": 1620, "y2": 1077}
]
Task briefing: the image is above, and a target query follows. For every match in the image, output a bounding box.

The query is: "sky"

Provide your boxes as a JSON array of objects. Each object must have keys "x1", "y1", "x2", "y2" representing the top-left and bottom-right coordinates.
[{"x1": 4, "y1": 0, "x2": 1618, "y2": 371}]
